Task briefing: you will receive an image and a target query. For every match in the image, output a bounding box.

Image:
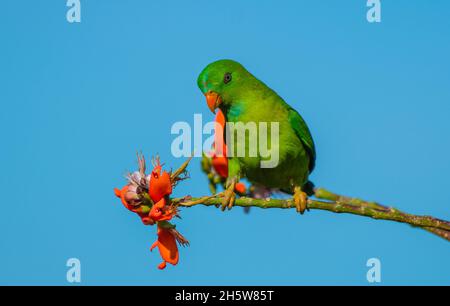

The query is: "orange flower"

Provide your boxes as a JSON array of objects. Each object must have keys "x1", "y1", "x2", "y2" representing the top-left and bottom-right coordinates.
[
  {"x1": 211, "y1": 153, "x2": 228, "y2": 178},
  {"x1": 149, "y1": 161, "x2": 172, "y2": 203},
  {"x1": 211, "y1": 110, "x2": 247, "y2": 195},
  {"x1": 213, "y1": 110, "x2": 226, "y2": 157},
  {"x1": 150, "y1": 225, "x2": 179, "y2": 270},
  {"x1": 211, "y1": 110, "x2": 228, "y2": 178},
  {"x1": 114, "y1": 186, "x2": 155, "y2": 225},
  {"x1": 234, "y1": 182, "x2": 247, "y2": 195},
  {"x1": 114, "y1": 186, "x2": 133, "y2": 210},
  {"x1": 149, "y1": 197, "x2": 176, "y2": 222}
]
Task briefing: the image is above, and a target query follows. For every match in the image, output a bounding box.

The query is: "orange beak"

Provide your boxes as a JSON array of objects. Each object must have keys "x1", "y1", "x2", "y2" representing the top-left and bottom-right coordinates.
[{"x1": 205, "y1": 91, "x2": 222, "y2": 114}]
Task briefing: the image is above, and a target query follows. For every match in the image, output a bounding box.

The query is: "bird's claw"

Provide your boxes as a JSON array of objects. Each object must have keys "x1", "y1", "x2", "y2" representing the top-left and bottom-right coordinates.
[
  {"x1": 221, "y1": 182, "x2": 236, "y2": 211},
  {"x1": 293, "y1": 186, "x2": 308, "y2": 214}
]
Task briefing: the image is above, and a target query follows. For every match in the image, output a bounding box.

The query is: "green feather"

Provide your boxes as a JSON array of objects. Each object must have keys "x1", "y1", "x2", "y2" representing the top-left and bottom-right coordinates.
[{"x1": 288, "y1": 108, "x2": 316, "y2": 173}]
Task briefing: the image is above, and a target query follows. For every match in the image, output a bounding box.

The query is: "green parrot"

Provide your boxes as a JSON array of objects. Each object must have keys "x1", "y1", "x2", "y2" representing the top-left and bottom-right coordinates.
[{"x1": 197, "y1": 59, "x2": 316, "y2": 214}]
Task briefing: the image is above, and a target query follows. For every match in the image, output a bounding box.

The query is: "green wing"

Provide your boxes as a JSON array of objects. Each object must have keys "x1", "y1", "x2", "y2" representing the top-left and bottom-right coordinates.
[{"x1": 288, "y1": 108, "x2": 316, "y2": 173}]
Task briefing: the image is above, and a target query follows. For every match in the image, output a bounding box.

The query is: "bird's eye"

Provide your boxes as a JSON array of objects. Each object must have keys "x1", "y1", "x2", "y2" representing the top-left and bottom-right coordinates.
[{"x1": 223, "y1": 72, "x2": 232, "y2": 84}]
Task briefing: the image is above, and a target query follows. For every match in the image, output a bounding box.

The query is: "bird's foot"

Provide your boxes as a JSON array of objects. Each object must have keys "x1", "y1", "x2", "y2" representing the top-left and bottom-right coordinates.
[
  {"x1": 221, "y1": 181, "x2": 236, "y2": 211},
  {"x1": 293, "y1": 186, "x2": 308, "y2": 214}
]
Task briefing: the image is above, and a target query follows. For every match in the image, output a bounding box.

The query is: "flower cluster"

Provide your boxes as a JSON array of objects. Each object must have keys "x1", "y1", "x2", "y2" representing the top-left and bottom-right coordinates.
[{"x1": 114, "y1": 155, "x2": 189, "y2": 270}]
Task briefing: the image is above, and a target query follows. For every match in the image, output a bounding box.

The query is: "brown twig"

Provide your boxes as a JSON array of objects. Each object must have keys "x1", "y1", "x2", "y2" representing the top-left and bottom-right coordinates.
[{"x1": 172, "y1": 188, "x2": 450, "y2": 242}]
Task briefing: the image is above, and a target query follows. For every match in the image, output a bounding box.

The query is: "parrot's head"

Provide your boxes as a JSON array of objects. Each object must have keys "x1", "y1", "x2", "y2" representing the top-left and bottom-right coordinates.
[{"x1": 197, "y1": 59, "x2": 253, "y2": 114}]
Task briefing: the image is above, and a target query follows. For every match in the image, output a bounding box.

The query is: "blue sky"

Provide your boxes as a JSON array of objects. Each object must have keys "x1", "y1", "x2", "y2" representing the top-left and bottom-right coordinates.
[{"x1": 0, "y1": 0, "x2": 449, "y2": 285}]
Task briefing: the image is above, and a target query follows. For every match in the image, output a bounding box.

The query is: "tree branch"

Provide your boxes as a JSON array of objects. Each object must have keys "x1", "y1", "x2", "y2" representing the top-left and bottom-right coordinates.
[{"x1": 173, "y1": 188, "x2": 450, "y2": 242}]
